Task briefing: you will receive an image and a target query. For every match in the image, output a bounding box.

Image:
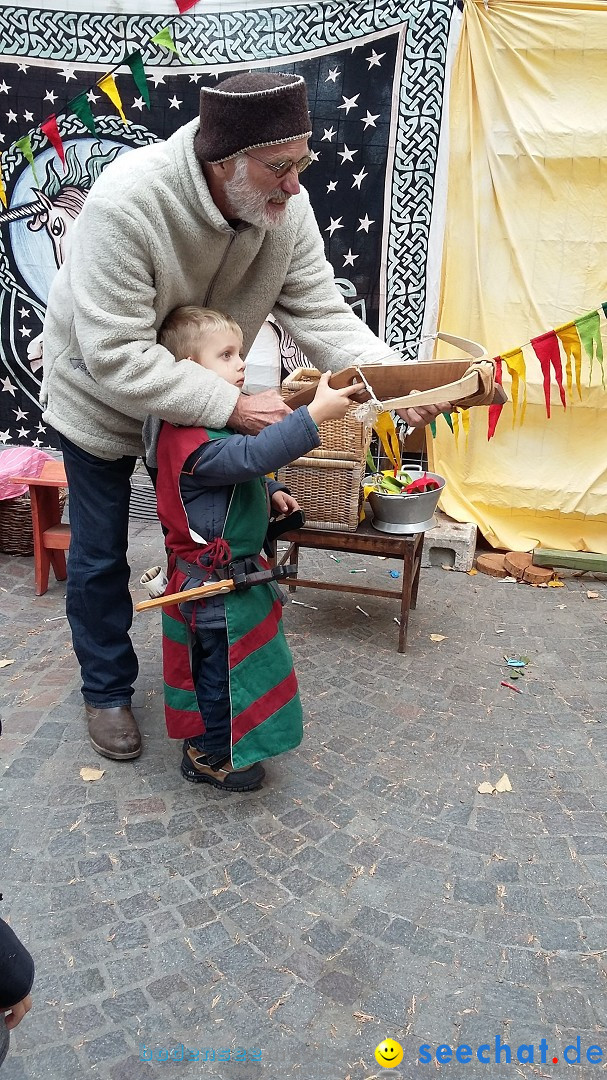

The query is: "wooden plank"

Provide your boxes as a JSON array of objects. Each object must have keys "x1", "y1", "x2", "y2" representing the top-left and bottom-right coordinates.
[
  {"x1": 532, "y1": 549, "x2": 607, "y2": 573},
  {"x1": 289, "y1": 578, "x2": 402, "y2": 600}
]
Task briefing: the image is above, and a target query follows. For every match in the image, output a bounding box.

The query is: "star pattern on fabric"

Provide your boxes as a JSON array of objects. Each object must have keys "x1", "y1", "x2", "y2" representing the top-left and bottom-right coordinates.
[
  {"x1": 352, "y1": 167, "x2": 368, "y2": 189},
  {"x1": 43, "y1": 90, "x2": 57, "y2": 104},
  {"x1": 326, "y1": 216, "x2": 344, "y2": 236},
  {"x1": 361, "y1": 111, "x2": 380, "y2": 130},
  {"x1": 59, "y1": 66, "x2": 77, "y2": 82},
  {"x1": 168, "y1": 95, "x2": 182, "y2": 110},
  {"x1": 1, "y1": 377, "x2": 16, "y2": 395},
  {"x1": 327, "y1": 180, "x2": 338, "y2": 193},
  {"x1": 325, "y1": 68, "x2": 340, "y2": 83},
  {"x1": 150, "y1": 73, "x2": 166, "y2": 87},
  {"x1": 338, "y1": 94, "x2": 359, "y2": 114},
  {"x1": 132, "y1": 96, "x2": 146, "y2": 111},
  {"x1": 0, "y1": 81, "x2": 11, "y2": 94},
  {"x1": 366, "y1": 50, "x2": 385, "y2": 69},
  {"x1": 18, "y1": 326, "x2": 32, "y2": 338},
  {"x1": 357, "y1": 214, "x2": 375, "y2": 232},
  {"x1": 338, "y1": 144, "x2": 357, "y2": 164},
  {"x1": 13, "y1": 407, "x2": 28, "y2": 421},
  {"x1": 16, "y1": 427, "x2": 30, "y2": 439},
  {"x1": 343, "y1": 249, "x2": 359, "y2": 267},
  {"x1": 321, "y1": 126, "x2": 336, "y2": 142}
]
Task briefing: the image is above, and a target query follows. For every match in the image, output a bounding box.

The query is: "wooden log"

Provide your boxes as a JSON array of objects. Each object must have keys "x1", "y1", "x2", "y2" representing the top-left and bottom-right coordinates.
[
  {"x1": 476, "y1": 553, "x2": 508, "y2": 578},
  {"x1": 504, "y1": 551, "x2": 533, "y2": 579},
  {"x1": 522, "y1": 564, "x2": 554, "y2": 585},
  {"x1": 533, "y1": 548, "x2": 607, "y2": 573}
]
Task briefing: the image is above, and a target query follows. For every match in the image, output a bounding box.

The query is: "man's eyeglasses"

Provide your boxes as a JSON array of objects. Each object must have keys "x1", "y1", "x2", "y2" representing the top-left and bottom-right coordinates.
[{"x1": 244, "y1": 151, "x2": 312, "y2": 179}]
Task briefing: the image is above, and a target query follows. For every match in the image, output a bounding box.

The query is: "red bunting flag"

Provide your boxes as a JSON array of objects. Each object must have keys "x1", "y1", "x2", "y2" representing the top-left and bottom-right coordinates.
[
  {"x1": 530, "y1": 331, "x2": 566, "y2": 418},
  {"x1": 40, "y1": 114, "x2": 65, "y2": 169},
  {"x1": 175, "y1": 0, "x2": 200, "y2": 11},
  {"x1": 487, "y1": 356, "x2": 504, "y2": 440}
]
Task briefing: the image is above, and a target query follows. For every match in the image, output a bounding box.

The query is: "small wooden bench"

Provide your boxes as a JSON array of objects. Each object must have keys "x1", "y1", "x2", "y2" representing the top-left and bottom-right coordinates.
[
  {"x1": 10, "y1": 461, "x2": 70, "y2": 596},
  {"x1": 271, "y1": 515, "x2": 424, "y2": 652}
]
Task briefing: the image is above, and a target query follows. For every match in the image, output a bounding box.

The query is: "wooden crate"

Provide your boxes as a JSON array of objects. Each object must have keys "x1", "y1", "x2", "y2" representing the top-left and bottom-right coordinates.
[
  {"x1": 282, "y1": 367, "x2": 369, "y2": 462},
  {"x1": 277, "y1": 456, "x2": 364, "y2": 533}
]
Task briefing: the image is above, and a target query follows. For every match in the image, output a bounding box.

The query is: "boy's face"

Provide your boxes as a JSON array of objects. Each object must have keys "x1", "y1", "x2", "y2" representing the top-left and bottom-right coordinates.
[{"x1": 193, "y1": 329, "x2": 245, "y2": 387}]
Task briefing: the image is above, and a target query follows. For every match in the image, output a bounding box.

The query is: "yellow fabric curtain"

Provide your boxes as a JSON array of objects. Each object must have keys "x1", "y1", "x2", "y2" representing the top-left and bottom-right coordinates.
[{"x1": 429, "y1": 0, "x2": 607, "y2": 553}]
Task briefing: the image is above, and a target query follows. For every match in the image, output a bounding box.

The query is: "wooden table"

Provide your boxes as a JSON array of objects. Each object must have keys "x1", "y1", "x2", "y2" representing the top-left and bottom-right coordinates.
[
  {"x1": 10, "y1": 460, "x2": 69, "y2": 596},
  {"x1": 271, "y1": 515, "x2": 424, "y2": 652}
]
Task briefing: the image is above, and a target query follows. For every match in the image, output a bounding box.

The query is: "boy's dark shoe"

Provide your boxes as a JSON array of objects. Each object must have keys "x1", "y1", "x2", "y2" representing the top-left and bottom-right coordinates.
[
  {"x1": 181, "y1": 744, "x2": 264, "y2": 791},
  {"x1": 85, "y1": 704, "x2": 142, "y2": 760}
]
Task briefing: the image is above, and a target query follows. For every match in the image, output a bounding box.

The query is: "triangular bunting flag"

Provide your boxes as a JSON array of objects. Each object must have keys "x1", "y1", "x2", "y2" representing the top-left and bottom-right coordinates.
[
  {"x1": 555, "y1": 322, "x2": 583, "y2": 402},
  {"x1": 501, "y1": 347, "x2": 527, "y2": 425},
  {"x1": 451, "y1": 409, "x2": 460, "y2": 448},
  {"x1": 69, "y1": 92, "x2": 97, "y2": 134},
  {"x1": 531, "y1": 331, "x2": 566, "y2": 418},
  {"x1": 98, "y1": 74, "x2": 128, "y2": 124},
  {"x1": 0, "y1": 154, "x2": 6, "y2": 208},
  {"x1": 125, "y1": 52, "x2": 150, "y2": 108},
  {"x1": 175, "y1": 0, "x2": 200, "y2": 11},
  {"x1": 487, "y1": 356, "x2": 504, "y2": 439},
  {"x1": 575, "y1": 310, "x2": 604, "y2": 389},
  {"x1": 15, "y1": 135, "x2": 40, "y2": 188},
  {"x1": 40, "y1": 114, "x2": 65, "y2": 170},
  {"x1": 151, "y1": 26, "x2": 181, "y2": 59}
]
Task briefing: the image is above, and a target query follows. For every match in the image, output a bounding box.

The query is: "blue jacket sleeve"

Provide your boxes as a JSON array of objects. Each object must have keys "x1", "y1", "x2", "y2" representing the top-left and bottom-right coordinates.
[{"x1": 186, "y1": 406, "x2": 320, "y2": 486}]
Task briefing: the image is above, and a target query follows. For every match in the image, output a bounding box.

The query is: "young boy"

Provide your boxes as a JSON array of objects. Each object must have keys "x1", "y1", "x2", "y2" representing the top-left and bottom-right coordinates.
[{"x1": 153, "y1": 306, "x2": 362, "y2": 793}]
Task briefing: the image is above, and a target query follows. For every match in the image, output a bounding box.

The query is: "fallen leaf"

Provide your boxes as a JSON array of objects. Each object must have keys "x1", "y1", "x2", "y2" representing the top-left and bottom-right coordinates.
[
  {"x1": 467, "y1": 568, "x2": 478, "y2": 576},
  {"x1": 548, "y1": 579, "x2": 565, "y2": 588},
  {"x1": 352, "y1": 1011, "x2": 376, "y2": 1023},
  {"x1": 494, "y1": 773, "x2": 512, "y2": 793},
  {"x1": 587, "y1": 591, "x2": 600, "y2": 599},
  {"x1": 79, "y1": 766, "x2": 105, "y2": 782},
  {"x1": 430, "y1": 634, "x2": 446, "y2": 642},
  {"x1": 0, "y1": 659, "x2": 15, "y2": 669},
  {"x1": 477, "y1": 782, "x2": 495, "y2": 795}
]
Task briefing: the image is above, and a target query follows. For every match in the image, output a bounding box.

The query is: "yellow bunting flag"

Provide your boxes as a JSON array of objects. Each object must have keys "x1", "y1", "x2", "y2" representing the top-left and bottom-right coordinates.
[
  {"x1": 98, "y1": 74, "x2": 128, "y2": 124},
  {"x1": 555, "y1": 322, "x2": 582, "y2": 402},
  {"x1": 501, "y1": 347, "x2": 527, "y2": 425},
  {"x1": 451, "y1": 409, "x2": 460, "y2": 448},
  {"x1": 372, "y1": 412, "x2": 401, "y2": 472},
  {"x1": 0, "y1": 154, "x2": 6, "y2": 208},
  {"x1": 459, "y1": 408, "x2": 470, "y2": 442}
]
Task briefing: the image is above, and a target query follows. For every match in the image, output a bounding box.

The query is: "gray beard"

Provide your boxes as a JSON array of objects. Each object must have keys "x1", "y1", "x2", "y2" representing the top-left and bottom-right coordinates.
[{"x1": 224, "y1": 157, "x2": 289, "y2": 230}]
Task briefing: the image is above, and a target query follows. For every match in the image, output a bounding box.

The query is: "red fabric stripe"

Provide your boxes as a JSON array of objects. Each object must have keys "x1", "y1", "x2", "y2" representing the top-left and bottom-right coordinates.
[
  {"x1": 165, "y1": 703, "x2": 204, "y2": 740},
  {"x1": 232, "y1": 669, "x2": 298, "y2": 742},
  {"x1": 229, "y1": 599, "x2": 282, "y2": 668}
]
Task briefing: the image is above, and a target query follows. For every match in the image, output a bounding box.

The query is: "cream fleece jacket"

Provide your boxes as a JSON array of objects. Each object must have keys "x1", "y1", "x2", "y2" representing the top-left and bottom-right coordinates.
[{"x1": 41, "y1": 119, "x2": 399, "y2": 460}]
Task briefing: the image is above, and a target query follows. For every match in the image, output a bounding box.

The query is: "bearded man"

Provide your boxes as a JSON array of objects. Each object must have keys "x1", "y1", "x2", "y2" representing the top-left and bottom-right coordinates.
[{"x1": 41, "y1": 72, "x2": 447, "y2": 762}]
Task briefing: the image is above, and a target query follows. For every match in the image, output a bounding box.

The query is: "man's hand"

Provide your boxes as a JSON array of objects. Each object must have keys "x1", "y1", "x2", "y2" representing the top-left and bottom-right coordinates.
[
  {"x1": 271, "y1": 491, "x2": 300, "y2": 516},
  {"x1": 229, "y1": 390, "x2": 291, "y2": 435},
  {"x1": 3, "y1": 994, "x2": 32, "y2": 1030},
  {"x1": 396, "y1": 400, "x2": 452, "y2": 428}
]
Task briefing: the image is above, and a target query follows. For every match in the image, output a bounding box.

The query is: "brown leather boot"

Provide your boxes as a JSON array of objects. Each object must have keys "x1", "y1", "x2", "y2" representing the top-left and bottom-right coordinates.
[
  {"x1": 85, "y1": 704, "x2": 142, "y2": 760},
  {"x1": 180, "y1": 745, "x2": 264, "y2": 791}
]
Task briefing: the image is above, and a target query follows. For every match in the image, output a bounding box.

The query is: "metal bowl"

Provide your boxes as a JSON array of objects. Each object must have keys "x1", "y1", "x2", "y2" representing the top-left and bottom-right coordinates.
[{"x1": 364, "y1": 471, "x2": 446, "y2": 535}]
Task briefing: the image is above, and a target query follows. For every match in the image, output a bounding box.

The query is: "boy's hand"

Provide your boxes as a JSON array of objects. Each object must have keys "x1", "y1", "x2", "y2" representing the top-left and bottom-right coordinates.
[
  {"x1": 3, "y1": 993, "x2": 32, "y2": 1030},
  {"x1": 307, "y1": 371, "x2": 365, "y2": 426},
  {"x1": 271, "y1": 491, "x2": 300, "y2": 515}
]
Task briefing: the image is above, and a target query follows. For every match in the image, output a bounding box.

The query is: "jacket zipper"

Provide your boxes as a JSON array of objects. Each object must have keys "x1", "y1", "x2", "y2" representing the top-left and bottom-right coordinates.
[{"x1": 203, "y1": 230, "x2": 236, "y2": 308}]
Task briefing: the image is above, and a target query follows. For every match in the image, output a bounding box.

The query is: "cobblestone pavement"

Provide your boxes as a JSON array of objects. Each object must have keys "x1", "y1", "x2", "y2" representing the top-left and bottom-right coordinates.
[{"x1": 1, "y1": 519, "x2": 607, "y2": 1079}]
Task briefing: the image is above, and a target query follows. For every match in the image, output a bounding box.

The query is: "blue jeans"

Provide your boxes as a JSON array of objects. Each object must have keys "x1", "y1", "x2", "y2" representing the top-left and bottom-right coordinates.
[
  {"x1": 59, "y1": 435, "x2": 138, "y2": 707},
  {"x1": 188, "y1": 627, "x2": 231, "y2": 760}
]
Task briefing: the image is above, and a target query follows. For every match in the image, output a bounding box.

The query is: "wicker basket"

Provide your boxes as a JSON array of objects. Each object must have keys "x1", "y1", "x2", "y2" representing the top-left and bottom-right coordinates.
[
  {"x1": 277, "y1": 456, "x2": 365, "y2": 532},
  {"x1": 282, "y1": 367, "x2": 369, "y2": 461},
  {"x1": 0, "y1": 490, "x2": 67, "y2": 557}
]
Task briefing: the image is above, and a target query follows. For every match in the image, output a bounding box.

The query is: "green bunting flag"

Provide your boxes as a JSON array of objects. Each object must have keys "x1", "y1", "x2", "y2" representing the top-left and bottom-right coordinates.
[
  {"x1": 15, "y1": 135, "x2": 40, "y2": 187},
  {"x1": 68, "y1": 92, "x2": 97, "y2": 135},
  {"x1": 151, "y1": 26, "x2": 181, "y2": 59},
  {"x1": 125, "y1": 51, "x2": 150, "y2": 108}
]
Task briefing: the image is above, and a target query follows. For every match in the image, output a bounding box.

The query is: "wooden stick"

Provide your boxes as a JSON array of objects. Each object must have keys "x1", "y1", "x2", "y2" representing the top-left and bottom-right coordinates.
[{"x1": 136, "y1": 579, "x2": 234, "y2": 612}]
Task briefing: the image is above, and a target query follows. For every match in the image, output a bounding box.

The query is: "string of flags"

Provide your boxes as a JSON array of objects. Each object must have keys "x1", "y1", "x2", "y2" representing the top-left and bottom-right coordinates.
[
  {"x1": 0, "y1": 0, "x2": 203, "y2": 207},
  {"x1": 431, "y1": 303, "x2": 607, "y2": 443}
]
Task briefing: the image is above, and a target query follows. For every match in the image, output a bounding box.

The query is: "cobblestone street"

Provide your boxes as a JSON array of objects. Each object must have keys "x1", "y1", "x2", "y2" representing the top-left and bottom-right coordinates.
[{"x1": 1, "y1": 520, "x2": 606, "y2": 1079}]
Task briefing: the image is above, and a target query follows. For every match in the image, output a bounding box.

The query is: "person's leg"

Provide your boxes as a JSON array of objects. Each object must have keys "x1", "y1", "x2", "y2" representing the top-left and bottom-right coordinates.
[
  {"x1": 181, "y1": 626, "x2": 264, "y2": 791},
  {"x1": 59, "y1": 435, "x2": 141, "y2": 759}
]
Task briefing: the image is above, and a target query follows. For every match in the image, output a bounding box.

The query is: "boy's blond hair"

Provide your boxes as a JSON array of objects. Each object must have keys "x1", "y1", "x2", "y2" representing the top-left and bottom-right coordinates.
[{"x1": 159, "y1": 305, "x2": 243, "y2": 362}]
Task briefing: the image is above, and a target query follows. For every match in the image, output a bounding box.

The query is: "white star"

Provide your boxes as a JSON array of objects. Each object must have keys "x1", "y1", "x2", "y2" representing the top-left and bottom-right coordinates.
[
  {"x1": 357, "y1": 214, "x2": 375, "y2": 233},
  {"x1": 59, "y1": 66, "x2": 77, "y2": 82},
  {"x1": 326, "y1": 180, "x2": 338, "y2": 193},
  {"x1": 23, "y1": 110, "x2": 34, "y2": 123},
  {"x1": 343, "y1": 249, "x2": 359, "y2": 267},
  {"x1": 6, "y1": 110, "x2": 17, "y2": 124},
  {"x1": 309, "y1": 149, "x2": 320, "y2": 163},
  {"x1": 150, "y1": 73, "x2": 166, "y2": 87},
  {"x1": 352, "y1": 167, "x2": 368, "y2": 189},
  {"x1": 366, "y1": 49, "x2": 385, "y2": 69},
  {"x1": 1, "y1": 376, "x2": 16, "y2": 395},
  {"x1": 0, "y1": 430, "x2": 10, "y2": 444},
  {"x1": 37, "y1": 423, "x2": 47, "y2": 434},
  {"x1": 338, "y1": 94, "x2": 359, "y2": 115},
  {"x1": 189, "y1": 73, "x2": 202, "y2": 83},
  {"x1": 0, "y1": 81, "x2": 11, "y2": 95},
  {"x1": 18, "y1": 326, "x2": 32, "y2": 338},
  {"x1": 338, "y1": 144, "x2": 357, "y2": 164},
  {"x1": 86, "y1": 90, "x2": 99, "y2": 104},
  {"x1": 16, "y1": 427, "x2": 30, "y2": 439},
  {"x1": 13, "y1": 407, "x2": 28, "y2": 421},
  {"x1": 361, "y1": 111, "x2": 380, "y2": 130},
  {"x1": 0, "y1": 134, "x2": 5, "y2": 145},
  {"x1": 132, "y1": 96, "x2": 146, "y2": 111},
  {"x1": 17, "y1": 64, "x2": 28, "y2": 74},
  {"x1": 326, "y1": 217, "x2": 344, "y2": 237},
  {"x1": 325, "y1": 68, "x2": 340, "y2": 83},
  {"x1": 321, "y1": 127, "x2": 336, "y2": 142},
  {"x1": 44, "y1": 89, "x2": 57, "y2": 105},
  {"x1": 18, "y1": 307, "x2": 30, "y2": 318},
  {"x1": 31, "y1": 438, "x2": 42, "y2": 448},
  {"x1": 168, "y1": 95, "x2": 182, "y2": 110}
]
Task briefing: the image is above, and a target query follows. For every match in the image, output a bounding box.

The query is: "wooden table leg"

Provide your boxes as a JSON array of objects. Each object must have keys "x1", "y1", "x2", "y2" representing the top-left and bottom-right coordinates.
[
  {"x1": 30, "y1": 486, "x2": 62, "y2": 596},
  {"x1": 398, "y1": 540, "x2": 415, "y2": 652},
  {"x1": 410, "y1": 534, "x2": 423, "y2": 610}
]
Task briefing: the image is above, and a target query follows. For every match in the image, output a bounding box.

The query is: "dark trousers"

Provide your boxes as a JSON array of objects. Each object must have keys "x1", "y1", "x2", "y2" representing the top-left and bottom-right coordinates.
[
  {"x1": 188, "y1": 627, "x2": 231, "y2": 760},
  {"x1": 59, "y1": 434, "x2": 138, "y2": 707}
]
